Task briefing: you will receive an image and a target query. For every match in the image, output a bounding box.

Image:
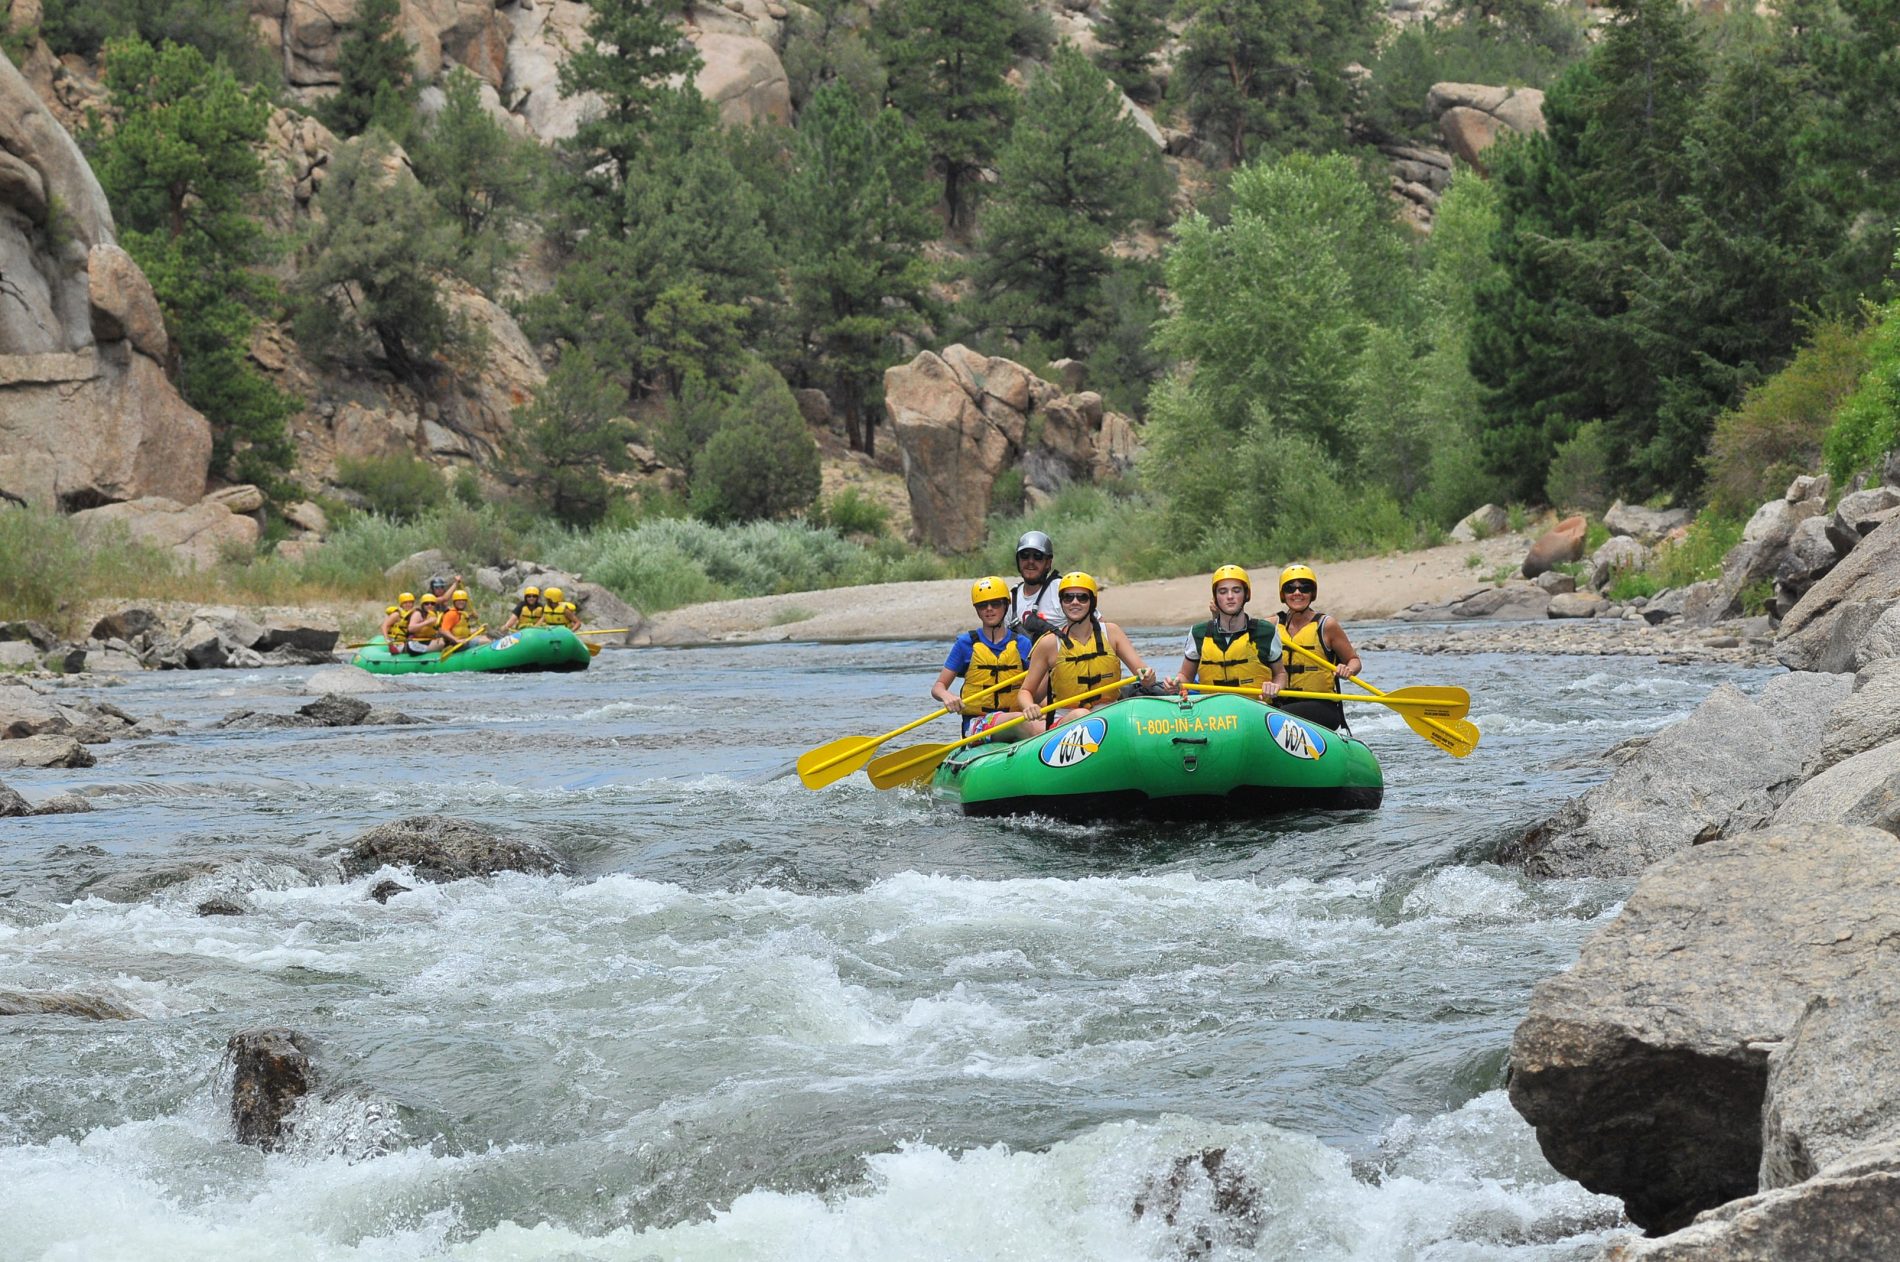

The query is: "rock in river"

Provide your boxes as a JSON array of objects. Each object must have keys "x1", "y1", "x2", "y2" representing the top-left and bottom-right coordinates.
[
  {"x1": 1498, "y1": 672, "x2": 1850, "y2": 878},
  {"x1": 339, "y1": 816, "x2": 566, "y2": 883},
  {"x1": 1508, "y1": 824, "x2": 1900, "y2": 1234},
  {"x1": 229, "y1": 1027, "x2": 313, "y2": 1151}
]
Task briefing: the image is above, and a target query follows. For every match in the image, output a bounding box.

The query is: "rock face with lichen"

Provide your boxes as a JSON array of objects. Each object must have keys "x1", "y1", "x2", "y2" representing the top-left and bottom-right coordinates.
[
  {"x1": 0, "y1": 54, "x2": 212, "y2": 512},
  {"x1": 339, "y1": 815, "x2": 565, "y2": 882},
  {"x1": 229, "y1": 1027, "x2": 314, "y2": 1150}
]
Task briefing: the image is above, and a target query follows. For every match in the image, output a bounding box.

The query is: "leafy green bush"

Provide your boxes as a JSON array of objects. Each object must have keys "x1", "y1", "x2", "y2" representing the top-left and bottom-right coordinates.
[
  {"x1": 1709, "y1": 318, "x2": 1869, "y2": 516},
  {"x1": 334, "y1": 455, "x2": 448, "y2": 521},
  {"x1": 817, "y1": 488, "x2": 891, "y2": 536},
  {"x1": 1606, "y1": 568, "x2": 1660, "y2": 602},
  {"x1": 1545, "y1": 420, "x2": 1615, "y2": 513},
  {"x1": 1824, "y1": 302, "x2": 1900, "y2": 487},
  {"x1": 43, "y1": 0, "x2": 278, "y2": 82},
  {"x1": 681, "y1": 363, "x2": 822, "y2": 524}
]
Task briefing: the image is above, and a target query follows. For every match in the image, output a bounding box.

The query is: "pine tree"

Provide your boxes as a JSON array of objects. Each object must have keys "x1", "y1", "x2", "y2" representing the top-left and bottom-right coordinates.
[
  {"x1": 783, "y1": 83, "x2": 938, "y2": 456},
  {"x1": 1095, "y1": 0, "x2": 1170, "y2": 101},
  {"x1": 92, "y1": 37, "x2": 298, "y2": 488},
  {"x1": 318, "y1": 0, "x2": 418, "y2": 139},
  {"x1": 972, "y1": 44, "x2": 1169, "y2": 353},
  {"x1": 556, "y1": 0, "x2": 702, "y2": 220},
  {"x1": 409, "y1": 67, "x2": 546, "y2": 289},
  {"x1": 1171, "y1": 0, "x2": 1379, "y2": 166},
  {"x1": 875, "y1": 0, "x2": 1018, "y2": 230},
  {"x1": 508, "y1": 346, "x2": 634, "y2": 526}
]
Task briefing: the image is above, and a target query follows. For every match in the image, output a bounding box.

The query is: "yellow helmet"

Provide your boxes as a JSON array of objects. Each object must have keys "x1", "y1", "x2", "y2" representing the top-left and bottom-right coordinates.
[
  {"x1": 1279, "y1": 564, "x2": 1318, "y2": 595},
  {"x1": 544, "y1": 586, "x2": 564, "y2": 603},
  {"x1": 970, "y1": 575, "x2": 1010, "y2": 605},
  {"x1": 1210, "y1": 564, "x2": 1251, "y2": 600},
  {"x1": 398, "y1": 592, "x2": 416, "y2": 604},
  {"x1": 522, "y1": 586, "x2": 541, "y2": 597},
  {"x1": 1057, "y1": 571, "x2": 1100, "y2": 599},
  {"x1": 451, "y1": 589, "x2": 469, "y2": 602}
]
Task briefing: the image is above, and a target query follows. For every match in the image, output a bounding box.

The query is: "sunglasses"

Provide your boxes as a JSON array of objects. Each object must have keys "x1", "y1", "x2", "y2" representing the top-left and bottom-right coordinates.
[
  {"x1": 975, "y1": 599, "x2": 1008, "y2": 610},
  {"x1": 1060, "y1": 592, "x2": 1093, "y2": 604},
  {"x1": 1282, "y1": 582, "x2": 1316, "y2": 594},
  {"x1": 1016, "y1": 550, "x2": 1050, "y2": 562}
]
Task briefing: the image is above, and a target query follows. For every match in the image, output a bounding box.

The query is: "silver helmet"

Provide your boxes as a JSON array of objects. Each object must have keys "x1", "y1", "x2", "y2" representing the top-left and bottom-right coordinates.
[{"x1": 1014, "y1": 530, "x2": 1054, "y2": 560}]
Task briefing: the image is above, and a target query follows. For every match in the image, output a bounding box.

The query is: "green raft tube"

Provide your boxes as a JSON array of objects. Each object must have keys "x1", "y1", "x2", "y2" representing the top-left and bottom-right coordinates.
[
  {"x1": 930, "y1": 692, "x2": 1382, "y2": 820},
  {"x1": 351, "y1": 626, "x2": 592, "y2": 675}
]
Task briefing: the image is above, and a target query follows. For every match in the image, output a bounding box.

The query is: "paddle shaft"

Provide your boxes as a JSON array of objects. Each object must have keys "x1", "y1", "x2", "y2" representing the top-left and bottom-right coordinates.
[
  {"x1": 438, "y1": 625, "x2": 486, "y2": 661},
  {"x1": 800, "y1": 670, "x2": 1029, "y2": 782},
  {"x1": 1182, "y1": 683, "x2": 1465, "y2": 713},
  {"x1": 576, "y1": 628, "x2": 631, "y2": 636},
  {"x1": 867, "y1": 675, "x2": 1132, "y2": 789}
]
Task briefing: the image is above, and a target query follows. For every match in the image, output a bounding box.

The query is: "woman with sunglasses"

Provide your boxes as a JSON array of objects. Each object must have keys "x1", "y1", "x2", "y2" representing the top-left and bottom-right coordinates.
[
  {"x1": 1015, "y1": 571, "x2": 1157, "y2": 735},
  {"x1": 931, "y1": 577, "x2": 1035, "y2": 739},
  {"x1": 1005, "y1": 530, "x2": 1064, "y2": 640},
  {"x1": 1274, "y1": 564, "x2": 1362, "y2": 731}
]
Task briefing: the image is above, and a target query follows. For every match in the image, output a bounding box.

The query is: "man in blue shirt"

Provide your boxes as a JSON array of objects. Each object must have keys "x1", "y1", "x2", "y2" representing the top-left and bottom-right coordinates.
[{"x1": 932, "y1": 576, "x2": 1035, "y2": 738}]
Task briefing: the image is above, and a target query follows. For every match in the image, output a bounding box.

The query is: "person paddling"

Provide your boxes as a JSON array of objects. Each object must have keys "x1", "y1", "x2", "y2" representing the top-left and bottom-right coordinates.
[
  {"x1": 1006, "y1": 531, "x2": 1064, "y2": 640},
  {"x1": 1016, "y1": 571, "x2": 1156, "y2": 735},
  {"x1": 1179, "y1": 564, "x2": 1287, "y2": 702},
  {"x1": 1274, "y1": 564, "x2": 1362, "y2": 731},
  {"x1": 931, "y1": 577, "x2": 1034, "y2": 741},
  {"x1": 381, "y1": 593, "x2": 415, "y2": 650},
  {"x1": 498, "y1": 586, "x2": 546, "y2": 634},
  {"x1": 440, "y1": 589, "x2": 487, "y2": 648}
]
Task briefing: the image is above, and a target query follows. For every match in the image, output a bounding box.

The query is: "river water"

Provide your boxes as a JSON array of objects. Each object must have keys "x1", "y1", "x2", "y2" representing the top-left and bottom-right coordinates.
[{"x1": 0, "y1": 632, "x2": 1769, "y2": 1261}]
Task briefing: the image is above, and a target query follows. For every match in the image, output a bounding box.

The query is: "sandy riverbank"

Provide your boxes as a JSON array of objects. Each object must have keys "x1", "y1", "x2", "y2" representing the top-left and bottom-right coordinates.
[{"x1": 640, "y1": 531, "x2": 1541, "y2": 645}]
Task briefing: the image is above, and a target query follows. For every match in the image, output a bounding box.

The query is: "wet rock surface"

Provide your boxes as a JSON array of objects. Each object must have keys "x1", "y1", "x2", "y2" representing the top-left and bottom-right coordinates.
[
  {"x1": 1508, "y1": 825, "x2": 1900, "y2": 1235},
  {"x1": 0, "y1": 988, "x2": 138, "y2": 1020},
  {"x1": 339, "y1": 816, "x2": 566, "y2": 883},
  {"x1": 229, "y1": 1027, "x2": 314, "y2": 1151},
  {"x1": 1498, "y1": 674, "x2": 1850, "y2": 878},
  {"x1": 1132, "y1": 1148, "x2": 1264, "y2": 1258}
]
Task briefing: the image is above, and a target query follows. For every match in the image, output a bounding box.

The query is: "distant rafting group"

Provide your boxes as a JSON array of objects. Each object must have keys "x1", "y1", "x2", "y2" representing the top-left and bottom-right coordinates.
[
  {"x1": 379, "y1": 574, "x2": 584, "y2": 655},
  {"x1": 794, "y1": 532, "x2": 1478, "y2": 817}
]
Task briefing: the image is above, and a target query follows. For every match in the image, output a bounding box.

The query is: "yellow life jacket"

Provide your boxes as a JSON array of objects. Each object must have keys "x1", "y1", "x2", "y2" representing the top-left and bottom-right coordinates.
[
  {"x1": 1049, "y1": 620, "x2": 1122, "y2": 701},
  {"x1": 1194, "y1": 618, "x2": 1276, "y2": 690},
  {"x1": 964, "y1": 631, "x2": 1024, "y2": 713},
  {"x1": 440, "y1": 608, "x2": 470, "y2": 638},
  {"x1": 386, "y1": 609, "x2": 411, "y2": 645},
  {"x1": 1278, "y1": 612, "x2": 1339, "y2": 693},
  {"x1": 515, "y1": 601, "x2": 546, "y2": 627},
  {"x1": 545, "y1": 601, "x2": 577, "y2": 630},
  {"x1": 409, "y1": 611, "x2": 441, "y2": 641}
]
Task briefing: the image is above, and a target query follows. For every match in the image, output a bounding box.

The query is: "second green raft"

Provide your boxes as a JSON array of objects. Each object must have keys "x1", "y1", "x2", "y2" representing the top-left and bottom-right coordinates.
[{"x1": 931, "y1": 692, "x2": 1383, "y2": 820}]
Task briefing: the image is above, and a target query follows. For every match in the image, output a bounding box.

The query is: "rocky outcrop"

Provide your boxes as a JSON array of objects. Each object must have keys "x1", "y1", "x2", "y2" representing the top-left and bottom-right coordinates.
[
  {"x1": 69, "y1": 495, "x2": 258, "y2": 569},
  {"x1": 1777, "y1": 513, "x2": 1900, "y2": 674},
  {"x1": 1508, "y1": 824, "x2": 1900, "y2": 1234},
  {"x1": 251, "y1": 0, "x2": 510, "y2": 90},
  {"x1": 0, "y1": 734, "x2": 95, "y2": 768},
  {"x1": 1428, "y1": 83, "x2": 1546, "y2": 171},
  {"x1": 887, "y1": 346, "x2": 1139, "y2": 552},
  {"x1": 1603, "y1": 500, "x2": 1692, "y2": 545},
  {"x1": 1449, "y1": 502, "x2": 1507, "y2": 542},
  {"x1": 1812, "y1": 659, "x2": 1900, "y2": 772},
  {"x1": 229, "y1": 1026, "x2": 314, "y2": 1151},
  {"x1": 1498, "y1": 673, "x2": 1852, "y2": 878},
  {"x1": 694, "y1": 32, "x2": 791, "y2": 126},
  {"x1": 1769, "y1": 739, "x2": 1900, "y2": 835},
  {"x1": 338, "y1": 815, "x2": 566, "y2": 882},
  {"x1": 1761, "y1": 983, "x2": 1900, "y2": 1190},
  {"x1": 0, "y1": 53, "x2": 212, "y2": 510}
]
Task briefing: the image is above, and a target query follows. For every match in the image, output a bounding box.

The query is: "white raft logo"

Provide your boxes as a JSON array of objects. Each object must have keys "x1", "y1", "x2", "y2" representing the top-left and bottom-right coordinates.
[
  {"x1": 1040, "y1": 716, "x2": 1107, "y2": 768},
  {"x1": 1268, "y1": 712, "x2": 1326, "y2": 760}
]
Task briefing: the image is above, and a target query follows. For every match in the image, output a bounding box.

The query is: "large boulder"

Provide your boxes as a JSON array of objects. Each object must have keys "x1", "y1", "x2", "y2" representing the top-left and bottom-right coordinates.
[
  {"x1": 71, "y1": 497, "x2": 259, "y2": 569},
  {"x1": 338, "y1": 815, "x2": 566, "y2": 882},
  {"x1": 1429, "y1": 83, "x2": 1546, "y2": 170},
  {"x1": 1449, "y1": 502, "x2": 1508, "y2": 543},
  {"x1": 1721, "y1": 491, "x2": 1826, "y2": 603},
  {"x1": 1770, "y1": 738, "x2": 1900, "y2": 835},
  {"x1": 1499, "y1": 673, "x2": 1852, "y2": 878},
  {"x1": 886, "y1": 350, "x2": 1023, "y2": 553},
  {"x1": 1521, "y1": 514, "x2": 1586, "y2": 578},
  {"x1": 256, "y1": 615, "x2": 340, "y2": 652},
  {"x1": 229, "y1": 1027, "x2": 313, "y2": 1151},
  {"x1": 1589, "y1": 535, "x2": 1650, "y2": 590},
  {"x1": 1509, "y1": 824, "x2": 1900, "y2": 1234},
  {"x1": 0, "y1": 734, "x2": 95, "y2": 768},
  {"x1": 1772, "y1": 514, "x2": 1843, "y2": 614},
  {"x1": 1813, "y1": 659, "x2": 1900, "y2": 773},
  {"x1": 1449, "y1": 583, "x2": 1551, "y2": 619},
  {"x1": 566, "y1": 581, "x2": 644, "y2": 644},
  {"x1": 1778, "y1": 514, "x2": 1900, "y2": 673},
  {"x1": 0, "y1": 689, "x2": 67, "y2": 738},
  {"x1": 1824, "y1": 486, "x2": 1900, "y2": 555},
  {"x1": 1603, "y1": 499, "x2": 1693, "y2": 545},
  {"x1": 1761, "y1": 983, "x2": 1900, "y2": 1190},
  {"x1": 86, "y1": 243, "x2": 168, "y2": 359}
]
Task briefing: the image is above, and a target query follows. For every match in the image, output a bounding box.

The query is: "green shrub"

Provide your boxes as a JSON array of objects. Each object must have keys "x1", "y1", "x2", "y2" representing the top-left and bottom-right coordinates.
[
  {"x1": 1824, "y1": 303, "x2": 1900, "y2": 487},
  {"x1": 685, "y1": 364, "x2": 822, "y2": 524},
  {"x1": 334, "y1": 454, "x2": 448, "y2": 521},
  {"x1": 1584, "y1": 520, "x2": 1610, "y2": 553},
  {"x1": 1544, "y1": 420, "x2": 1615, "y2": 514},
  {"x1": 1709, "y1": 318, "x2": 1870, "y2": 517},
  {"x1": 1606, "y1": 568, "x2": 1660, "y2": 602},
  {"x1": 817, "y1": 487, "x2": 891, "y2": 536}
]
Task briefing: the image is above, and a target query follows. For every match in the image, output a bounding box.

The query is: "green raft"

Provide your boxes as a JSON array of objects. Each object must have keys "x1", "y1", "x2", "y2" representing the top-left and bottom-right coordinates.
[
  {"x1": 930, "y1": 692, "x2": 1382, "y2": 820},
  {"x1": 350, "y1": 626, "x2": 592, "y2": 675}
]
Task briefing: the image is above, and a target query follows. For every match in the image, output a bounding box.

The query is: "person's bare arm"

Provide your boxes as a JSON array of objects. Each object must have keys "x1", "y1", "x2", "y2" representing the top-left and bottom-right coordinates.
[
  {"x1": 1324, "y1": 621, "x2": 1362, "y2": 679},
  {"x1": 930, "y1": 667, "x2": 963, "y2": 712},
  {"x1": 1018, "y1": 638, "x2": 1056, "y2": 720}
]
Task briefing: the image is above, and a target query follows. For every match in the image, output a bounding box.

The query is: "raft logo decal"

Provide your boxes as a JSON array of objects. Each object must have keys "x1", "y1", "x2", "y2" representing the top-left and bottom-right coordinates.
[
  {"x1": 492, "y1": 634, "x2": 519, "y2": 651},
  {"x1": 1041, "y1": 716, "x2": 1107, "y2": 768},
  {"x1": 1268, "y1": 712, "x2": 1326, "y2": 760}
]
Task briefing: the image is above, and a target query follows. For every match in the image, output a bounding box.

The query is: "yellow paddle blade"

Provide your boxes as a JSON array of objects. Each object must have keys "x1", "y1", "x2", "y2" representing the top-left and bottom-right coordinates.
[
  {"x1": 865, "y1": 740, "x2": 959, "y2": 790},
  {"x1": 797, "y1": 735, "x2": 886, "y2": 789},
  {"x1": 1402, "y1": 711, "x2": 1479, "y2": 757},
  {"x1": 587, "y1": 642, "x2": 601, "y2": 657}
]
